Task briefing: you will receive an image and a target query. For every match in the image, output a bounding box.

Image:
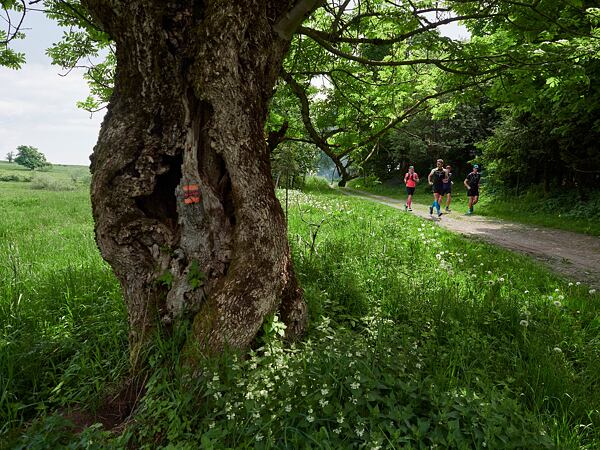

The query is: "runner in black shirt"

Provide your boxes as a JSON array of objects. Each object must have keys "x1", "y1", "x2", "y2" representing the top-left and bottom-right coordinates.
[
  {"x1": 464, "y1": 164, "x2": 481, "y2": 215},
  {"x1": 427, "y1": 159, "x2": 448, "y2": 218},
  {"x1": 442, "y1": 164, "x2": 453, "y2": 212}
]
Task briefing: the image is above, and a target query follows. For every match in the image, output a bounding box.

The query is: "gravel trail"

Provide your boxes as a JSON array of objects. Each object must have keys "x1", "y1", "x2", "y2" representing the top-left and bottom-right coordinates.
[{"x1": 342, "y1": 188, "x2": 600, "y2": 288}]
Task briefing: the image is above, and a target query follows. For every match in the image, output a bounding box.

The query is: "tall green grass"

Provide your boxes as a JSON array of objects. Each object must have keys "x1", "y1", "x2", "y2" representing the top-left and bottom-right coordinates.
[
  {"x1": 0, "y1": 186, "x2": 128, "y2": 440},
  {"x1": 1, "y1": 176, "x2": 599, "y2": 448}
]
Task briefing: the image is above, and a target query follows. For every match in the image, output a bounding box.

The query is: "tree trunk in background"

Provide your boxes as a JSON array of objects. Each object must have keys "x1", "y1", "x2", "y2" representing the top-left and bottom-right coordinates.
[
  {"x1": 82, "y1": 0, "x2": 307, "y2": 364},
  {"x1": 543, "y1": 161, "x2": 550, "y2": 193}
]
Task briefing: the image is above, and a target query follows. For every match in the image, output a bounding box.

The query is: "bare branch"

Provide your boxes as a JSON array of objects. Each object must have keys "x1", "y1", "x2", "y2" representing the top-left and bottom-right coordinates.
[
  {"x1": 1, "y1": 0, "x2": 26, "y2": 45},
  {"x1": 274, "y1": 0, "x2": 324, "y2": 40}
]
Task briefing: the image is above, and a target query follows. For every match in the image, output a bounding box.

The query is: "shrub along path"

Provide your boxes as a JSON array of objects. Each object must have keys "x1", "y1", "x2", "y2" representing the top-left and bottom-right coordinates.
[{"x1": 342, "y1": 188, "x2": 600, "y2": 289}]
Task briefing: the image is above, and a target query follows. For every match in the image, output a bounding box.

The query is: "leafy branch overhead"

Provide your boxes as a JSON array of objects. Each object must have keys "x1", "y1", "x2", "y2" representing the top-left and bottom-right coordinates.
[
  {"x1": 271, "y1": 0, "x2": 599, "y2": 183},
  {"x1": 3, "y1": 0, "x2": 599, "y2": 175}
]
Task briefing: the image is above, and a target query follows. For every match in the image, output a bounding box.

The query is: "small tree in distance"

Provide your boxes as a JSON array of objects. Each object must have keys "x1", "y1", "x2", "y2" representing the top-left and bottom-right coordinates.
[
  {"x1": 14, "y1": 145, "x2": 50, "y2": 170},
  {"x1": 6, "y1": 151, "x2": 14, "y2": 163}
]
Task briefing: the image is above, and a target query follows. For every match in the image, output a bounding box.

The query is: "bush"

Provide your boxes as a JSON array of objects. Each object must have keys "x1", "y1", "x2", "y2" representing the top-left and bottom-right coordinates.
[
  {"x1": 30, "y1": 175, "x2": 76, "y2": 191},
  {"x1": 70, "y1": 170, "x2": 92, "y2": 185},
  {"x1": 0, "y1": 174, "x2": 32, "y2": 182},
  {"x1": 349, "y1": 174, "x2": 382, "y2": 189}
]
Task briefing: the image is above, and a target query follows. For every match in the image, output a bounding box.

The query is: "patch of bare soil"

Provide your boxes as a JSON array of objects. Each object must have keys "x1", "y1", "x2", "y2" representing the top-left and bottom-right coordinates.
[
  {"x1": 63, "y1": 376, "x2": 145, "y2": 433},
  {"x1": 343, "y1": 189, "x2": 600, "y2": 289}
]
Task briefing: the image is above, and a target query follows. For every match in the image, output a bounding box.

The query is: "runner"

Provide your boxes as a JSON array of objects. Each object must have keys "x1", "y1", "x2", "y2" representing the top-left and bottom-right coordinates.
[
  {"x1": 442, "y1": 164, "x2": 453, "y2": 212},
  {"x1": 464, "y1": 164, "x2": 481, "y2": 215},
  {"x1": 404, "y1": 165, "x2": 419, "y2": 211},
  {"x1": 427, "y1": 159, "x2": 448, "y2": 218}
]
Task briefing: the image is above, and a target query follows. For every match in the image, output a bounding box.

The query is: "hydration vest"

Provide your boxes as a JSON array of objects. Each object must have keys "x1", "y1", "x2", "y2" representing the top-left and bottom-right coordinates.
[
  {"x1": 467, "y1": 172, "x2": 481, "y2": 187},
  {"x1": 432, "y1": 169, "x2": 445, "y2": 185}
]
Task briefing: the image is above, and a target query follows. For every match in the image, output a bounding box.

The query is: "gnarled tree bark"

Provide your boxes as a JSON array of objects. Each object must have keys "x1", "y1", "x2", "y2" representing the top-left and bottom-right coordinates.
[{"x1": 82, "y1": 0, "x2": 310, "y2": 364}]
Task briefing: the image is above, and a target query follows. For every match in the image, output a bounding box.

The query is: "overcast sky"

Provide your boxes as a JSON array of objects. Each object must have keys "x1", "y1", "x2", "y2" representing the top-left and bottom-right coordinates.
[
  {"x1": 1, "y1": 10, "x2": 104, "y2": 166},
  {"x1": 0, "y1": 10, "x2": 468, "y2": 167}
]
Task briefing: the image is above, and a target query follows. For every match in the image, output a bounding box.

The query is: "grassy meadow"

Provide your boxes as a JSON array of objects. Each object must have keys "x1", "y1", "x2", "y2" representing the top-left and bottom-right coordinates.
[
  {"x1": 348, "y1": 178, "x2": 600, "y2": 236},
  {"x1": 1, "y1": 171, "x2": 599, "y2": 448}
]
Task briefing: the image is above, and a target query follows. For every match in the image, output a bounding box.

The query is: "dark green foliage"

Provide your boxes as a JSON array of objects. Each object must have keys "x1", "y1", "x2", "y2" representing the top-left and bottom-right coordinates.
[
  {"x1": 271, "y1": 141, "x2": 320, "y2": 190},
  {"x1": 14, "y1": 146, "x2": 50, "y2": 171},
  {"x1": 363, "y1": 104, "x2": 498, "y2": 183},
  {"x1": 187, "y1": 260, "x2": 205, "y2": 290}
]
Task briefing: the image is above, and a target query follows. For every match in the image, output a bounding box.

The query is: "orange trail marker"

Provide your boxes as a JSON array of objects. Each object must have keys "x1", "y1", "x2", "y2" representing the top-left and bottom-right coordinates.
[{"x1": 183, "y1": 184, "x2": 201, "y2": 204}]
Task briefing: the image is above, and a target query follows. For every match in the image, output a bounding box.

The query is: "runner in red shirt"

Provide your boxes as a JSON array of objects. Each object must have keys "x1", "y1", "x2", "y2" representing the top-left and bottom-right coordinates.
[{"x1": 404, "y1": 165, "x2": 419, "y2": 211}]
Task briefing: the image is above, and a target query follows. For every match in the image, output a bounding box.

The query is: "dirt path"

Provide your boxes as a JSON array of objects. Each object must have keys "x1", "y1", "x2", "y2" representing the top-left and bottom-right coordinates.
[{"x1": 342, "y1": 188, "x2": 600, "y2": 289}]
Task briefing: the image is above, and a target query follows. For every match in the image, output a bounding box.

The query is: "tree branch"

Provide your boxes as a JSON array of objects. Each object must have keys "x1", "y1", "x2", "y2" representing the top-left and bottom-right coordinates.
[{"x1": 274, "y1": 0, "x2": 324, "y2": 40}]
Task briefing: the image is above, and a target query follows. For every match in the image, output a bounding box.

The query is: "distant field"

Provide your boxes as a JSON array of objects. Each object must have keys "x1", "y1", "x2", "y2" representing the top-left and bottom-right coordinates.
[{"x1": 0, "y1": 160, "x2": 90, "y2": 190}]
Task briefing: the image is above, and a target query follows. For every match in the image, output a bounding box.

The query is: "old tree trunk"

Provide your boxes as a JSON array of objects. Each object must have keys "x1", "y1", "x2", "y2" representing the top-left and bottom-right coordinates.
[{"x1": 82, "y1": 0, "x2": 309, "y2": 364}]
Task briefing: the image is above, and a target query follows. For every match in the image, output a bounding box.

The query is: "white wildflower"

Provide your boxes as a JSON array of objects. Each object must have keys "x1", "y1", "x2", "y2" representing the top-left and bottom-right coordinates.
[{"x1": 520, "y1": 320, "x2": 529, "y2": 327}]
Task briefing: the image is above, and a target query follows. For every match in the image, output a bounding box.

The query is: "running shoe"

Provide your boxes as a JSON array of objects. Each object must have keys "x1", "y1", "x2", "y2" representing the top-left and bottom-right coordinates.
[
  {"x1": 465, "y1": 211, "x2": 472, "y2": 215},
  {"x1": 429, "y1": 206, "x2": 433, "y2": 215},
  {"x1": 408, "y1": 208, "x2": 413, "y2": 212},
  {"x1": 438, "y1": 211, "x2": 443, "y2": 218},
  {"x1": 445, "y1": 207, "x2": 451, "y2": 212},
  {"x1": 404, "y1": 205, "x2": 408, "y2": 211}
]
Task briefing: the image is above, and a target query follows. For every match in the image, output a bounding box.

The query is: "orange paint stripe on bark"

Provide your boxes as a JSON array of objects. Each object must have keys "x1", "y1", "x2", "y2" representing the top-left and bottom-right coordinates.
[
  {"x1": 183, "y1": 184, "x2": 199, "y2": 191},
  {"x1": 184, "y1": 196, "x2": 201, "y2": 204}
]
